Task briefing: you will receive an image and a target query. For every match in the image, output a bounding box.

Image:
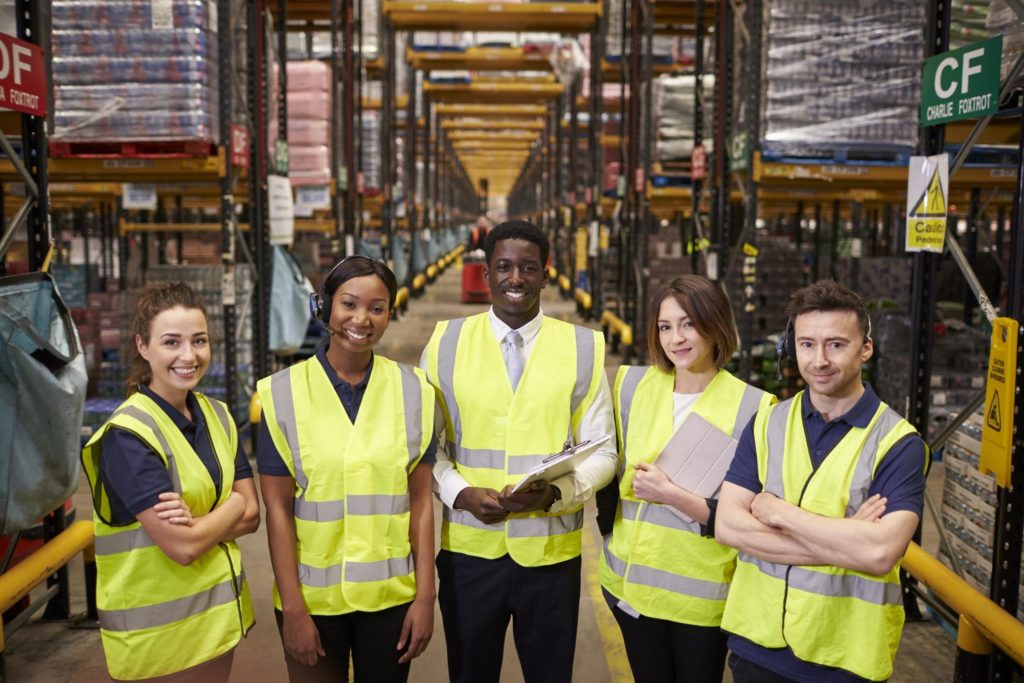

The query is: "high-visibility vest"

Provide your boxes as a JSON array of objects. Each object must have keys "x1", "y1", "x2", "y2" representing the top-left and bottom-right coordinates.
[
  {"x1": 258, "y1": 355, "x2": 434, "y2": 615},
  {"x1": 720, "y1": 392, "x2": 920, "y2": 681},
  {"x1": 599, "y1": 366, "x2": 772, "y2": 625},
  {"x1": 422, "y1": 313, "x2": 604, "y2": 567},
  {"x1": 81, "y1": 391, "x2": 254, "y2": 681}
]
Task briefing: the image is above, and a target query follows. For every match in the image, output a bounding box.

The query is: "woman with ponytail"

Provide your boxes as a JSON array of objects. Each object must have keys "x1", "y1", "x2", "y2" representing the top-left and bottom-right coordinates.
[{"x1": 81, "y1": 282, "x2": 259, "y2": 682}]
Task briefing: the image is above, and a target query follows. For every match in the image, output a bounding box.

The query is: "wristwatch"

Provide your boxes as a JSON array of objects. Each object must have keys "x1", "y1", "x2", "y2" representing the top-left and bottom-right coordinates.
[{"x1": 545, "y1": 483, "x2": 563, "y2": 512}]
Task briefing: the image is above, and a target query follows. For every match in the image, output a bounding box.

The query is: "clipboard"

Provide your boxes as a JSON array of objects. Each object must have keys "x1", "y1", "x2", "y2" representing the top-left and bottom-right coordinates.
[
  {"x1": 510, "y1": 434, "x2": 613, "y2": 494},
  {"x1": 651, "y1": 412, "x2": 738, "y2": 519}
]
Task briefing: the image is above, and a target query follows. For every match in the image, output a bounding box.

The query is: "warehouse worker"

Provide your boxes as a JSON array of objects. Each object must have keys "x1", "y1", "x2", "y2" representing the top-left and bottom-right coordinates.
[
  {"x1": 257, "y1": 256, "x2": 437, "y2": 683},
  {"x1": 422, "y1": 219, "x2": 616, "y2": 683},
  {"x1": 596, "y1": 275, "x2": 774, "y2": 682},
  {"x1": 81, "y1": 282, "x2": 258, "y2": 682},
  {"x1": 716, "y1": 280, "x2": 927, "y2": 682}
]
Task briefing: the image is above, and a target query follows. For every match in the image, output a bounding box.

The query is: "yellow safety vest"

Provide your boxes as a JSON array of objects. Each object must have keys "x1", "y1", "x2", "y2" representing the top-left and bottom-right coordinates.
[
  {"x1": 599, "y1": 366, "x2": 772, "y2": 625},
  {"x1": 720, "y1": 392, "x2": 920, "y2": 681},
  {"x1": 423, "y1": 313, "x2": 604, "y2": 567},
  {"x1": 258, "y1": 355, "x2": 434, "y2": 615},
  {"x1": 81, "y1": 391, "x2": 254, "y2": 681}
]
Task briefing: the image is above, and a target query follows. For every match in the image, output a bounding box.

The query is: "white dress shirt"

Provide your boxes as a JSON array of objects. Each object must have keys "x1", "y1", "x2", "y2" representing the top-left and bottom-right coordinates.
[{"x1": 423, "y1": 308, "x2": 617, "y2": 514}]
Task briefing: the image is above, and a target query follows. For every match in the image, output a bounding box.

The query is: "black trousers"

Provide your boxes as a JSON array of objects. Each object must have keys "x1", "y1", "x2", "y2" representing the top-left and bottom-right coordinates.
[
  {"x1": 603, "y1": 588, "x2": 728, "y2": 683},
  {"x1": 274, "y1": 603, "x2": 410, "y2": 683},
  {"x1": 436, "y1": 550, "x2": 581, "y2": 683}
]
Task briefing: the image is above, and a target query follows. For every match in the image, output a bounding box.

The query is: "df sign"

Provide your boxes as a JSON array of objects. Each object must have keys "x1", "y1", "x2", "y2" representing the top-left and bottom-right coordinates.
[{"x1": 921, "y1": 36, "x2": 1002, "y2": 126}]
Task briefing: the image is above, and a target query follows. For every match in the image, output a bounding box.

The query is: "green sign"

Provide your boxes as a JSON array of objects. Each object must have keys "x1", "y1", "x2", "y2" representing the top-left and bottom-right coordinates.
[
  {"x1": 729, "y1": 132, "x2": 749, "y2": 172},
  {"x1": 921, "y1": 36, "x2": 1002, "y2": 126},
  {"x1": 274, "y1": 138, "x2": 290, "y2": 175}
]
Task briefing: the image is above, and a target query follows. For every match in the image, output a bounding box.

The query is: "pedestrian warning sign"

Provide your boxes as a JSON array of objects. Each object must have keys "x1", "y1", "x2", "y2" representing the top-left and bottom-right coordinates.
[
  {"x1": 905, "y1": 154, "x2": 949, "y2": 253},
  {"x1": 980, "y1": 318, "x2": 1018, "y2": 488}
]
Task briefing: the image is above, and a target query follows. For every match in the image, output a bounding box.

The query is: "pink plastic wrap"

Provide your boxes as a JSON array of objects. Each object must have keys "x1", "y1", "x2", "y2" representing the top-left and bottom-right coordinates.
[
  {"x1": 286, "y1": 60, "x2": 331, "y2": 92},
  {"x1": 288, "y1": 91, "x2": 331, "y2": 121},
  {"x1": 289, "y1": 144, "x2": 330, "y2": 172}
]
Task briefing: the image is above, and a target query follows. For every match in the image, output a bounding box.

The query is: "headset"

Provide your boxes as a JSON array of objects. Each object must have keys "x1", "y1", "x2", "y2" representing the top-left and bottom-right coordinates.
[
  {"x1": 775, "y1": 311, "x2": 872, "y2": 381},
  {"x1": 308, "y1": 255, "x2": 375, "y2": 333}
]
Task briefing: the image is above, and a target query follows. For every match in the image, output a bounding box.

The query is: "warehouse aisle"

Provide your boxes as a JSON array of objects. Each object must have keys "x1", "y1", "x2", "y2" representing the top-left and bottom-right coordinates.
[{"x1": 3, "y1": 263, "x2": 955, "y2": 682}]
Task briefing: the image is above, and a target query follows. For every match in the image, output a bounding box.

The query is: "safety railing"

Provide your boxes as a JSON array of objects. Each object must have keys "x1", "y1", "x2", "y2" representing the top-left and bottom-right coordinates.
[
  {"x1": 0, "y1": 520, "x2": 96, "y2": 677},
  {"x1": 574, "y1": 288, "x2": 593, "y2": 320},
  {"x1": 601, "y1": 310, "x2": 635, "y2": 361},
  {"x1": 902, "y1": 542, "x2": 1024, "y2": 679}
]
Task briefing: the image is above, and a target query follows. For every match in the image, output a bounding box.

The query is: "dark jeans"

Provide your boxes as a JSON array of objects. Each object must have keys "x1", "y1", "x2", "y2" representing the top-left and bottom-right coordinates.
[
  {"x1": 603, "y1": 588, "x2": 728, "y2": 683},
  {"x1": 274, "y1": 603, "x2": 411, "y2": 683},
  {"x1": 437, "y1": 550, "x2": 581, "y2": 683}
]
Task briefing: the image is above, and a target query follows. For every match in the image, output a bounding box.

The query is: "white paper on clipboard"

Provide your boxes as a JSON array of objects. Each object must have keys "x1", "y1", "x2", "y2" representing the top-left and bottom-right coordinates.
[{"x1": 509, "y1": 434, "x2": 612, "y2": 494}]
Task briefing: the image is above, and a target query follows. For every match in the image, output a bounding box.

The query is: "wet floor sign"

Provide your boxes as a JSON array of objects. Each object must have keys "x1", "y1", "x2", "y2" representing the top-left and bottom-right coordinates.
[{"x1": 980, "y1": 318, "x2": 1019, "y2": 487}]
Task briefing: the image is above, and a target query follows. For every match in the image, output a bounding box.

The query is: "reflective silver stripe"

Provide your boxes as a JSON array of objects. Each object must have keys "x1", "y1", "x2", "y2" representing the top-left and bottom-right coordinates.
[
  {"x1": 620, "y1": 499, "x2": 641, "y2": 521},
  {"x1": 114, "y1": 405, "x2": 182, "y2": 495},
  {"x1": 845, "y1": 407, "x2": 904, "y2": 516},
  {"x1": 347, "y1": 494, "x2": 410, "y2": 516},
  {"x1": 398, "y1": 363, "x2": 424, "y2": 466},
  {"x1": 507, "y1": 453, "x2": 550, "y2": 475},
  {"x1": 207, "y1": 398, "x2": 233, "y2": 439},
  {"x1": 738, "y1": 551, "x2": 789, "y2": 580},
  {"x1": 733, "y1": 385, "x2": 765, "y2": 440},
  {"x1": 507, "y1": 511, "x2": 583, "y2": 537},
  {"x1": 788, "y1": 567, "x2": 902, "y2": 606},
  {"x1": 437, "y1": 317, "x2": 466, "y2": 447},
  {"x1": 270, "y1": 370, "x2": 306, "y2": 490},
  {"x1": 634, "y1": 501, "x2": 703, "y2": 535},
  {"x1": 94, "y1": 527, "x2": 157, "y2": 555},
  {"x1": 617, "y1": 366, "x2": 646, "y2": 478},
  {"x1": 763, "y1": 398, "x2": 794, "y2": 497},
  {"x1": 569, "y1": 326, "x2": 595, "y2": 420},
  {"x1": 443, "y1": 506, "x2": 504, "y2": 530},
  {"x1": 294, "y1": 498, "x2": 345, "y2": 522},
  {"x1": 603, "y1": 537, "x2": 626, "y2": 577},
  {"x1": 346, "y1": 555, "x2": 414, "y2": 582},
  {"x1": 98, "y1": 572, "x2": 244, "y2": 633},
  {"x1": 626, "y1": 563, "x2": 730, "y2": 601},
  {"x1": 298, "y1": 555, "x2": 414, "y2": 588},
  {"x1": 454, "y1": 445, "x2": 505, "y2": 469}
]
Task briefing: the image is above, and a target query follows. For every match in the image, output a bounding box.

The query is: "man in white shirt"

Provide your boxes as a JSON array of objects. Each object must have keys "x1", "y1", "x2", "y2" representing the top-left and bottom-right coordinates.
[{"x1": 421, "y1": 220, "x2": 616, "y2": 683}]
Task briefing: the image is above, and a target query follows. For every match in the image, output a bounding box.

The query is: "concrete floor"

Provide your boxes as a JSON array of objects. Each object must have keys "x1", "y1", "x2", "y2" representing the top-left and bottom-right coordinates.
[{"x1": 3, "y1": 264, "x2": 956, "y2": 682}]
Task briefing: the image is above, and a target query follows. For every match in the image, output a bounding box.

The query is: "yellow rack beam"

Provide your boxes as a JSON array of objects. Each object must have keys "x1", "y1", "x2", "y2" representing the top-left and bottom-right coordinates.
[
  {"x1": 437, "y1": 103, "x2": 547, "y2": 118},
  {"x1": 424, "y1": 81, "x2": 563, "y2": 104},
  {"x1": 408, "y1": 46, "x2": 552, "y2": 72},
  {"x1": 385, "y1": 1, "x2": 601, "y2": 32}
]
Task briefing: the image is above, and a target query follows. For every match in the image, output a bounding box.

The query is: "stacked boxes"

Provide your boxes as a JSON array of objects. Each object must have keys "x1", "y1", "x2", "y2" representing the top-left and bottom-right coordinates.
[
  {"x1": 284, "y1": 61, "x2": 332, "y2": 187},
  {"x1": 725, "y1": 236, "x2": 813, "y2": 342},
  {"x1": 654, "y1": 74, "x2": 715, "y2": 162},
  {"x1": 763, "y1": 0, "x2": 924, "y2": 155},
  {"x1": 362, "y1": 112, "x2": 382, "y2": 193},
  {"x1": 939, "y1": 408, "x2": 1024, "y2": 617},
  {"x1": 51, "y1": 0, "x2": 220, "y2": 143},
  {"x1": 988, "y1": 1, "x2": 1024, "y2": 87},
  {"x1": 951, "y1": 0, "x2": 992, "y2": 48}
]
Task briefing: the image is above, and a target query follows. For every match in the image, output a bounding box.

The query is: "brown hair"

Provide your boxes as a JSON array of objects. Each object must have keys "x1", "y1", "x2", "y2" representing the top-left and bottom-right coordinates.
[
  {"x1": 126, "y1": 282, "x2": 208, "y2": 395},
  {"x1": 785, "y1": 279, "x2": 870, "y2": 339},
  {"x1": 647, "y1": 275, "x2": 739, "y2": 373}
]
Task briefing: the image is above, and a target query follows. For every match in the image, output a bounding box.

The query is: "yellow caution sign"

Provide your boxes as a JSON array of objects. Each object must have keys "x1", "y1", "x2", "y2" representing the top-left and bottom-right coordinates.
[
  {"x1": 980, "y1": 317, "x2": 1019, "y2": 487},
  {"x1": 905, "y1": 153, "x2": 949, "y2": 253}
]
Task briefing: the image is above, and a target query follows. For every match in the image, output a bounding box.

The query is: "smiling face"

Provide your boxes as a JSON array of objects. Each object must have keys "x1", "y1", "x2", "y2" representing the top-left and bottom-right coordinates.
[
  {"x1": 137, "y1": 306, "x2": 210, "y2": 405},
  {"x1": 793, "y1": 309, "x2": 872, "y2": 401},
  {"x1": 485, "y1": 238, "x2": 547, "y2": 328},
  {"x1": 327, "y1": 274, "x2": 391, "y2": 355},
  {"x1": 657, "y1": 296, "x2": 716, "y2": 376}
]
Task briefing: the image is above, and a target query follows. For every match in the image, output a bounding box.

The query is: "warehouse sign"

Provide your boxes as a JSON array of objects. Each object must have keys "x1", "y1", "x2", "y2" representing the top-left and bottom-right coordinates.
[
  {"x1": 980, "y1": 317, "x2": 1018, "y2": 488},
  {"x1": 920, "y1": 36, "x2": 1002, "y2": 126},
  {"x1": 905, "y1": 154, "x2": 948, "y2": 253},
  {"x1": 0, "y1": 32, "x2": 46, "y2": 117}
]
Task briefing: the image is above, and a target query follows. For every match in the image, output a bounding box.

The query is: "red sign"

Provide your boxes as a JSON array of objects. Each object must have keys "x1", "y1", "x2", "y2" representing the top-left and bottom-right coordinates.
[
  {"x1": 230, "y1": 124, "x2": 250, "y2": 168},
  {"x1": 691, "y1": 144, "x2": 707, "y2": 181},
  {"x1": 0, "y1": 33, "x2": 46, "y2": 117}
]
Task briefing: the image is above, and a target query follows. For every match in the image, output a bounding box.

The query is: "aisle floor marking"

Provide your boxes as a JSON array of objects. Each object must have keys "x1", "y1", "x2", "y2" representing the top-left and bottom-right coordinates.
[{"x1": 581, "y1": 524, "x2": 633, "y2": 682}]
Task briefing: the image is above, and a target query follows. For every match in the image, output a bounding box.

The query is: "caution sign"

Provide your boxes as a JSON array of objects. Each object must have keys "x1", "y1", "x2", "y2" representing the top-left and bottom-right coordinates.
[
  {"x1": 980, "y1": 318, "x2": 1019, "y2": 488},
  {"x1": 905, "y1": 154, "x2": 949, "y2": 253}
]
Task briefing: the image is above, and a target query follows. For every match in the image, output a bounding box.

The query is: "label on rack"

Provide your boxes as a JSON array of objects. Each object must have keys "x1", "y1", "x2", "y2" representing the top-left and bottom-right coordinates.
[
  {"x1": 152, "y1": 0, "x2": 174, "y2": 30},
  {"x1": 295, "y1": 186, "x2": 331, "y2": 217},
  {"x1": 122, "y1": 183, "x2": 157, "y2": 210},
  {"x1": 268, "y1": 174, "x2": 295, "y2": 246},
  {"x1": 980, "y1": 318, "x2": 1018, "y2": 488},
  {"x1": 905, "y1": 154, "x2": 948, "y2": 253}
]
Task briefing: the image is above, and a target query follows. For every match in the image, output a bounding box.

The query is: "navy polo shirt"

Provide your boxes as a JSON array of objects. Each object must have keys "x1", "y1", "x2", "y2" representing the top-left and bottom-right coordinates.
[
  {"x1": 723, "y1": 383, "x2": 926, "y2": 683},
  {"x1": 99, "y1": 385, "x2": 253, "y2": 527},
  {"x1": 257, "y1": 347, "x2": 437, "y2": 476}
]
